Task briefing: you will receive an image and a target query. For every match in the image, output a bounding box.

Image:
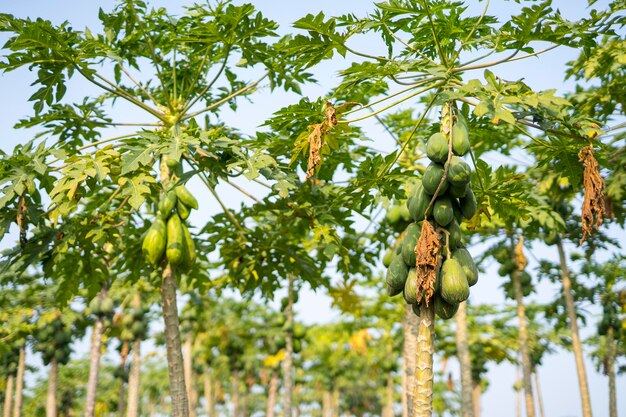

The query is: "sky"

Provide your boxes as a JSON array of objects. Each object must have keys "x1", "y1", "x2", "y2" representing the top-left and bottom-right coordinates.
[{"x1": 1, "y1": 1, "x2": 624, "y2": 417}]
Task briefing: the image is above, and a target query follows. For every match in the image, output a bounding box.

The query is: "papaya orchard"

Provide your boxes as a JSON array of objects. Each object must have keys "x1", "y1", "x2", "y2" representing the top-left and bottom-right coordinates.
[{"x1": 0, "y1": 2, "x2": 625, "y2": 417}]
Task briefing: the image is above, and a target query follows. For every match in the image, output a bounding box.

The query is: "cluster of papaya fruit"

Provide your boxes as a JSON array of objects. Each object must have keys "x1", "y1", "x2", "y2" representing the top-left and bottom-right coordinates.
[
  {"x1": 384, "y1": 114, "x2": 479, "y2": 319},
  {"x1": 87, "y1": 295, "x2": 116, "y2": 328},
  {"x1": 35, "y1": 318, "x2": 72, "y2": 366},
  {"x1": 492, "y1": 247, "x2": 534, "y2": 299},
  {"x1": 119, "y1": 306, "x2": 150, "y2": 342},
  {"x1": 142, "y1": 174, "x2": 198, "y2": 272}
]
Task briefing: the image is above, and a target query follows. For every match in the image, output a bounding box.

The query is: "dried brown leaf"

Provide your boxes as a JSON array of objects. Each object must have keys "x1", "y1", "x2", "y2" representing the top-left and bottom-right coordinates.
[
  {"x1": 17, "y1": 195, "x2": 28, "y2": 247},
  {"x1": 414, "y1": 221, "x2": 441, "y2": 306},
  {"x1": 579, "y1": 145, "x2": 606, "y2": 244},
  {"x1": 305, "y1": 103, "x2": 338, "y2": 180},
  {"x1": 514, "y1": 236, "x2": 527, "y2": 272}
]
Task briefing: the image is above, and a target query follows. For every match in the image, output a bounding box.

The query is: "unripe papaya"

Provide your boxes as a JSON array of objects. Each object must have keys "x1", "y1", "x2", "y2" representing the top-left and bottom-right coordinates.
[
  {"x1": 142, "y1": 218, "x2": 167, "y2": 267},
  {"x1": 460, "y1": 188, "x2": 477, "y2": 220},
  {"x1": 434, "y1": 294, "x2": 459, "y2": 319},
  {"x1": 422, "y1": 163, "x2": 448, "y2": 195},
  {"x1": 166, "y1": 214, "x2": 185, "y2": 267},
  {"x1": 433, "y1": 197, "x2": 454, "y2": 227},
  {"x1": 177, "y1": 198, "x2": 191, "y2": 220},
  {"x1": 175, "y1": 185, "x2": 198, "y2": 210},
  {"x1": 451, "y1": 122, "x2": 470, "y2": 156},
  {"x1": 399, "y1": 204, "x2": 411, "y2": 222},
  {"x1": 426, "y1": 132, "x2": 448, "y2": 163},
  {"x1": 383, "y1": 249, "x2": 394, "y2": 268},
  {"x1": 386, "y1": 206, "x2": 402, "y2": 224},
  {"x1": 402, "y1": 222, "x2": 421, "y2": 267},
  {"x1": 440, "y1": 258, "x2": 469, "y2": 304},
  {"x1": 386, "y1": 256, "x2": 409, "y2": 297},
  {"x1": 180, "y1": 222, "x2": 196, "y2": 272},
  {"x1": 408, "y1": 182, "x2": 430, "y2": 221},
  {"x1": 403, "y1": 267, "x2": 418, "y2": 304},
  {"x1": 447, "y1": 156, "x2": 471, "y2": 187},
  {"x1": 100, "y1": 298, "x2": 114, "y2": 315},
  {"x1": 448, "y1": 182, "x2": 469, "y2": 199},
  {"x1": 446, "y1": 220, "x2": 462, "y2": 250},
  {"x1": 452, "y1": 247, "x2": 478, "y2": 286},
  {"x1": 158, "y1": 190, "x2": 177, "y2": 218}
]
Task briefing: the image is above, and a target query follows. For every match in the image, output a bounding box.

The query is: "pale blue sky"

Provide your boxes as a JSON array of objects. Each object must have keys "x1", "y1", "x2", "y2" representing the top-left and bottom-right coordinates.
[{"x1": 0, "y1": 2, "x2": 623, "y2": 417}]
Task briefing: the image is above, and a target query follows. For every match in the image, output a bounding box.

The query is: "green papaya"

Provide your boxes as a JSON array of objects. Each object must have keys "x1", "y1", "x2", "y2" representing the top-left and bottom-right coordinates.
[
  {"x1": 426, "y1": 132, "x2": 448, "y2": 163},
  {"x1": 177, "y1": 198, "x2": 191, "y2": 220},
  {"x1": 451, "y1": 122, "x2": 470, "y2": 156},
  {"x1": 166, "y1": 214, "x2": 185, "y2": 267},
  {"x1": 400, "y1": 204, "x2": 411, "y2": 222},
  {"x1": 175, "y1": 185, "x2": 198, "y2": 210},
  {"x1": 142, "y1": 218, "x2": 167, "y2": 266},
  {"x1": 382, "y1": 249, "x2": 394, "y2": 267},
  {"x1": 460, "y1": 188, "x2": 477, "y2": 219},
  {"x1": 433, "y1": 197, "x2": 454, "y2": 227},
  {"x1": 386, "y1": 206, "x2": 402, "y2": 224},
  {"x1": 402, "y1": 222, "x2": 421, "y2": 267},
  {"x1": 158, "y1": 190, "x2": 177, "y2": 218},
  {"x1": 422, "y1": 163, "x2": 449, "y2": 195},
  {"x1": 408, "y1": 182, "x2": 430, "y2": 221},
  {"x1": 448, "y1": 182, "x2": 469, "y2": 198},
  {"x1": 447, "y1": 156, "x2": 472, "y2": 187},
  {"x1": 545, "y1": 231, "x2": 559, "y2": 246},
  {"x1": 446, "y1": 220, "x2": 462, "y2": 250},
  {"x1": 89, "y1": 298, "x2": 102, "y2": 316},
  {"x1": 520, "y1": 271, "x2": 532, "y2": 286},
  {"x1": 100, "y1": 298, "x2": 114, "y2": 315},
  {"x1": 451, "y1": 198, "x2": 463, "y2": 223},
  {"x1": 440, "y1": 258, "x2": 469, "y2": 304},
  {"x1": 434, "y1": 294, "x2": 460, "y2": 319},
  {"x1": 498, "y1": 261, "x2": 516, "y2": 277},
  {"x1": 452, "y1": 248, "x2": 478, "y2": 286},
  {"x1": 403, "y1": 268, "x2": 418, "y2": 304},
  {"x1": 180, "y1": 222, "x2": 196, "y2": 272},
  {"x1": 386, "y1": 256, "x2": 409, "y2": 297}
]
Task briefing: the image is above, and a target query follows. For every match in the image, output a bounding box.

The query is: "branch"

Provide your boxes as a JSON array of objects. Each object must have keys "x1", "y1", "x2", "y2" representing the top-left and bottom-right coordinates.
[
  {"x1": 181, "y1": 74, "x2": 268, "y2": 121},
  {"x1": 453, "y1": 44, "x2": 560, "y2": 73},
  {"x1": 223, "y1": 178, "x2": 262, "y2": 203},
  {"x1": 449, "y1": 0, "x2": 490, "y2": 65},
  {"x1": 422, "y1": 0, "x2": 448, "y2": 67},
  {"x1": 382, "y1": 23, "x2": 438, "y2": 66},
  {"x1": 118, "y1": 63, "x2": 161, "y2": 108},
  {"x1": 182, "y1": 47, "x2": 232, "y2": 116}
]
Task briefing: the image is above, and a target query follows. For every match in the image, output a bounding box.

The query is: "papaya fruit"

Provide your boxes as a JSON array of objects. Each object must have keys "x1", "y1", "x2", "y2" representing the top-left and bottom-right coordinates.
[
  {"x1": 545, "y1": 231, "x2": 559, "y2": 246},
  {"x1": 447, "y1": 156, "x2": 471, "y2": 187},
  {"x1": 175, "y1": 185, "x2": 199, "y2": 210},
  {"x1": 446, "y1": 220, "x2": 462, "y2": 250},
  {"x1": 100, "y1": 298, "x2": 114, "y2": 315},
  {"x1": 158, "y1": 190, "x2": 177, "y2": 218},
  {"x1": 422, "y1": 163, "x2": 448, "y2": 195},
  {"x1": 460, "y1": 188, "x2": 477, "y2": 220},
  {"x1": 452, "y1": 248, "x2": 479, "y2": 287},
  {"x1": 403, "y1": 267, "x2": 418, "y2": 304},
  {"x1": 402, "y1": 222, "x2": 421, "y2": 266},
  {"x1": 386, "y1": 206, "x2": 402, "y2": 224},
  {"x1": 440, "y1": 258, "x2": 469, "y2": 304},
  {"x1": 408, "y1": 182, "x2": 430, "y2": 221},
  {"x1": 177, "y1": 198, "x2": 191, "y2": 220},
  {"x1": 180, "y1": 222, "x2": 196, "y2": 272},
  {"x1": 386, "y1": 256, "x2": 409, "y2": 296},
  {"x1": 448, "y1": 182, "x2": 469, "y2": 198},
  {"x1": 166, "y1": 214, "x2": 185, "y2": 267},
  {"x1": 434, "y1": 294, "x2": 460, "y2": 319},
  {"x1": 433, "y1": 197, "x2": 454, "y2": 227},
  {"x1": 498, "y1": 261, "x2": 516, "y2": 277},
  {"x1": 451, "y1": 198, "x2": 463, "y2": 223},
  {"x1": 142, "y1": 218, "x2": 167, "y2": 266},
  {"x1": 426, "y1": 132, "x2": 448, "y2": 163},
  {"x1": 451, "y1": 122, "x2": 470, "y2": 156},
  {"x1": 400, "y1": 204, "x2": 411, "y2": 222},
  {"x1": 382, "y1": 249, "x2": 394, "y2": 267},
  {"x1": 89, "y1": 297, "x2": 102, "y2": 316}
]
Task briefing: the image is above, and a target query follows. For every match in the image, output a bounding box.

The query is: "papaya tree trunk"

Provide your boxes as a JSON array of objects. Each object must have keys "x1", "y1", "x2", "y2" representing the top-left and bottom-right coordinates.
[
  {"x1": 515, "y1": 366, "x2": 521, "y2": 417},
  {"x1": 46, "y1": 358, "x2": 58, "y2": 417},
  {"x1": 283, "y1": 273, "x2": 295, "y2": 417},
  {"x1": 471, "y1": 381, "x2": 481, "y2": 417},
  {"x1": 402, "y1": 304, "x2": 418, "y2": 417},
  {"x1": 118, "y1": 341, "x2": 129, "y2": 417},
  {"x1": 455, "y1": 301, "x2": 474, "y2": 417},
  {"x1": 556, "y1": 240, "x2": 593, "y2": 417},
  {"x1": 606, "y1": 327, "x2": 617, "y2": 417},
  {"x1": 331, "y1": 388, "x2": 339, "y2": 417},
  {"x1": 412, "y1": 303, "x2": 435, "y2": 417},
  {"x1": 266, "y1": 370, "x2": 278, "y2": 417},
  {"x1": 322, "y1": 390, "x2": 332, "y2": 417},
  {"x1": 203, "y1": 368, "x2": 216, "y2": 417},
  {"x1": 511, "y1": 269, "x2": 535, "y2": 417},
  {"x1": 232, "y1": 371, "x2": 240, "y2": 417},
  {"x1": 85, "y1": 287, "x2": 108, "y2": 417},
  {"x1": 383, "y1": 374, "x2": 394, "y2": 417},
  {"x1": 161, "y1": 262, "x2": 190, "y2": 417},
  {"x1": 126, "y1": 339, "x2": 141, "y2": 417},
  {"x1": 533, "y1": 372, "x2": 545, "y2": 417},
  {"x1": 12, "y1": 346, "x2": 25, "y2": 417},
  {"x1": 3, "y1": 373, "x2": 14, "y2": 417},
  {"x1": 183, "y1": 337, "x2": 197, "y2": 417}
]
